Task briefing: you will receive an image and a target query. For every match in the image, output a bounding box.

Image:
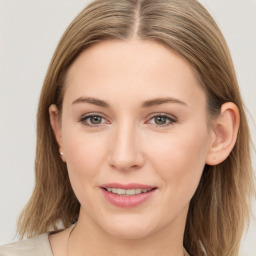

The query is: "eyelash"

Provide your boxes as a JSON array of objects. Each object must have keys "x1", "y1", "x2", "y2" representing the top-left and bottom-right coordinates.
[
  {"x1": 146, "y1": 114, "x2": 177, "y2": 127},
  {"x1": 78, "y1": 113, "x2": 177, "y2": 128},
  {"x1": 79, "y1": 113, "x2": 109, "y2": 127}
]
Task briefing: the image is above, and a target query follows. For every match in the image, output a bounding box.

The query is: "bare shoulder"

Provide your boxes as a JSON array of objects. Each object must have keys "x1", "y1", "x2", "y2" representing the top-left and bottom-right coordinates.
[{"x1": 0, "y1": 233, "x2": 52, "y2": 256}]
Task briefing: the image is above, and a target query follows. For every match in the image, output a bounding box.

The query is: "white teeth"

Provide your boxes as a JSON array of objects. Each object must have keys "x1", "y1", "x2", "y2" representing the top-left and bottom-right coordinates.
[
  {"x1": 105, "y1": 188, "x2": 152, "y2": 196},
  {"x1": 135, "y1": 189, "x2": 141, "y2": 194},
  {"x1": 126, "y1": 189, "x2": 136, "y2": 195},
  {"x1": 117, "y1": 188, "x2": 126, "y2": 195}
]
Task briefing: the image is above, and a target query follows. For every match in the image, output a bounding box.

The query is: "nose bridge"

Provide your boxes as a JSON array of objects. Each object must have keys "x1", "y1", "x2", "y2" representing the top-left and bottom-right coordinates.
[{"x1": 108, "y1": 120, "x2": 144, "y2": 170}]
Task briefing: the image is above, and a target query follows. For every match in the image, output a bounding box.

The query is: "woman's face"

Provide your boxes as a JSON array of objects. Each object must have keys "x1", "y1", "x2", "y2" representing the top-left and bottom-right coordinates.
[{"x1": 52, "y1": 39, "x2": 213, "y2": 239}]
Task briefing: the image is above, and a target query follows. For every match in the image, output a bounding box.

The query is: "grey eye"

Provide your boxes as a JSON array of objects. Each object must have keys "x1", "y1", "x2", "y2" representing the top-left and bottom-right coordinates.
[
  {"x1": 89, "y1": 116, "x2": 102, "y2": 124},
  {"x1": 80, "y1": 114, "x2": 109, "y2": 127},
  {"x1": 154, "y1": 116, "x2": 168, "y2": 125}
]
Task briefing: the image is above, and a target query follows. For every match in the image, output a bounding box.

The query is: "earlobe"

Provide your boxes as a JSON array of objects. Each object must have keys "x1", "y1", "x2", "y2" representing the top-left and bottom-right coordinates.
[
  {"x1": 206, "y1": 102, "x2": 240, "y2": 166},
  {"x1": 49, "y1": 104, "x2": 65, "y2": 161}
]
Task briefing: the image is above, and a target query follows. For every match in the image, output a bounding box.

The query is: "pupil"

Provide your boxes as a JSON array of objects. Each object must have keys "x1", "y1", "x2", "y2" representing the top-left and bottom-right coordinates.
[
  {"x1": 155, "y1": 116, "x2": 166, "y2": 125},
  {"x1": 90, "y1": 116, "x2": 102, "y2": 124}
]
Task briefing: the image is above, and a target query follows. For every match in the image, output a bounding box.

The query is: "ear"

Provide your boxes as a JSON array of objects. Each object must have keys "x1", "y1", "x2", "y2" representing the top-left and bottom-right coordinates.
[
  {"x1": 49, "y1": 104, "x2": 65, "y2": 161},
  {"x1": 206, "y1": 102, "x2": 240, "y2": 165}
]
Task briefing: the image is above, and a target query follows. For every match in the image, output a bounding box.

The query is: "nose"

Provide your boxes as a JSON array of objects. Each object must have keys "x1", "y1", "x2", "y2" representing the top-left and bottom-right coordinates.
[{"x1": 107, "y1": 122, "x2": 145, "y2": 171}]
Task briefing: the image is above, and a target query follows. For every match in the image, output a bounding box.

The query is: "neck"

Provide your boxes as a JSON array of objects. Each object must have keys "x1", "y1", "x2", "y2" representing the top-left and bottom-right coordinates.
[{"x1": 68, "y1": 208, "x2": 188, "y2": 256}]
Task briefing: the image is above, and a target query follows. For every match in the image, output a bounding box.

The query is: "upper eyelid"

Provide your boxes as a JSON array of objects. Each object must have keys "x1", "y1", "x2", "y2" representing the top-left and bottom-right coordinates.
[
  {"x1": 80, "y1": 112, "x2": 107, "y2": 119},
  {"x1": 147, "y1": 112, "x2": 177, "y2": 120},
  {"x1": 78, "y1": 112, "x2": 178, "y2": 123},
  {"x1": 79, "y1": 112, "x2": 176, "y2": 118}
]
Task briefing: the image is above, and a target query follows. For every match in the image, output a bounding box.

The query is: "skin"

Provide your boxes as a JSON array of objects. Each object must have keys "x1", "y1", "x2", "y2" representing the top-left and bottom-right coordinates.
[{"x1": 49, "y1": 39, "x2": 239, "y2": 256}]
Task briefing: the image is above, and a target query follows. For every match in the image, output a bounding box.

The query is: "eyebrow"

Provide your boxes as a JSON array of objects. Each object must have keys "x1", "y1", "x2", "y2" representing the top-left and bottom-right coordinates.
[
  {"x1": 142, "y1": 97, "x2": 187, "y2": 107},
  {"x1": 72, "y1": 96, "x2": 187, "y2": 108},
  {"x1": 72, "y1": 97, "x2": 110, "y2": 108}
]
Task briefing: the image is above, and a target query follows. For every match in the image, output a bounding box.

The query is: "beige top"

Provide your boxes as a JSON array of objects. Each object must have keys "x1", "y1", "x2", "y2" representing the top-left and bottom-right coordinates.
[{"x1": 0, "y1": 233, "x2": 53, "y2": 256}]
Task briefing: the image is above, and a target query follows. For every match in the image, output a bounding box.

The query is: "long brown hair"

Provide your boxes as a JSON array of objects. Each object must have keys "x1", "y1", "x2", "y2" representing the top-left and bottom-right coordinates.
[{"x1": 17, "y1": 0, "x2": 255, "y2": 255}]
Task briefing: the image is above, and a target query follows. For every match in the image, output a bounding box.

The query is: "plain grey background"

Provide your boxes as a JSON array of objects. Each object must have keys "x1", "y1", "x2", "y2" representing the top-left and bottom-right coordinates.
[{"x1": 0, "y1": 0, "x2": 255, "y2": 254}]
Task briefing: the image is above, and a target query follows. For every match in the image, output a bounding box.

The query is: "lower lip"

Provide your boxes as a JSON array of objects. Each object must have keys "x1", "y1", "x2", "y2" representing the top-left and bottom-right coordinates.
[{"x1": 101, "y1": 188, "x2": 157, "y2": 208}]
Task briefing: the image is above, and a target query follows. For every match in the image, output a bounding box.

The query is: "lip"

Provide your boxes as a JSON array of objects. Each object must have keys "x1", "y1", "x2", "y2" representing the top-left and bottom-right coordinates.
[
  {"x1": 101, "y1": 183, "x2": 155, "y2": 190},
  {"x1": 100, "y1": 183, "x2": 157, "y2": 208}
]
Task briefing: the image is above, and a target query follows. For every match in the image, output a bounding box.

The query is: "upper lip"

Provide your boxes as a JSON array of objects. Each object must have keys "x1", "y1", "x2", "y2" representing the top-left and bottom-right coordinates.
[{"x1": 100, "y1": 183, "x2": 157, "y2": 190}]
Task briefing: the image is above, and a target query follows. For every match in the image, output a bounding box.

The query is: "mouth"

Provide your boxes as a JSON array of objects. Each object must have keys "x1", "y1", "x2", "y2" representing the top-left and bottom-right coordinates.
[
  {"x1": 102, "y1": 187, "x2": 156, "y2": 196},
  {"x1": 100, "y1": 183, "x2": 157, "y2": 208}
]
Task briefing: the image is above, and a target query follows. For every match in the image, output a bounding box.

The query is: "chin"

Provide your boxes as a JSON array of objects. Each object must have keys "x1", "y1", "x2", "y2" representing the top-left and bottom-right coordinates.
[
  {"x1": 100, "y1": 216, "x2": 158, "y2": 240},
  {"x1": 107, "y1": 226, "x2": 153, "y2": 240}
]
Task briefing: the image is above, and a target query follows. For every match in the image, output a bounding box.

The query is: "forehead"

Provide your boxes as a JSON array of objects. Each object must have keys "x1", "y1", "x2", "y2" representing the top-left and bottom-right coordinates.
[{"x1": 64, "y1": 39, "x2": 206, "y2": 108}]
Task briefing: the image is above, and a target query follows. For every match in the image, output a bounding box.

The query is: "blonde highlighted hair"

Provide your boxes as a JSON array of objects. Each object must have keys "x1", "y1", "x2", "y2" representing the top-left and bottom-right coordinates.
[{"x1": 18, "y1": 0, "x2": 254, "y2": 255}]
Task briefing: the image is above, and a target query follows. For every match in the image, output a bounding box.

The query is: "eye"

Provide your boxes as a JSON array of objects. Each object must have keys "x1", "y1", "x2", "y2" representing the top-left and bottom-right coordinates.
[
  {"x1": 147, "y1": 114, "x2": 177, "y2": 127},
  {"x1": 88, "y1": 116, "x2": 103, "y2": 124},
  {"x1": 79, "y1": 114, "x2": 109, "y2": 127}
]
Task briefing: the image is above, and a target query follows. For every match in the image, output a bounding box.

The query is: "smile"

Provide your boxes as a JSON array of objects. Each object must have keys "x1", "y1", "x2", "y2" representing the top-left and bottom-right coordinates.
[
  {"x1": 100, "y1": 183, "x2": 157, "y2": 208},
  {"x1": 104, "y1": 188, "x2": 153, "y2": 196}
]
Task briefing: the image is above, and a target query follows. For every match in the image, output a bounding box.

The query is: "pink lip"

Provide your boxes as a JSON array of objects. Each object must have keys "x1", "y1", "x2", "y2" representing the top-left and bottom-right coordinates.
[
  {"x1": 101, "y1": 183, "x2": 155, "y2": 190},
  {"x1": 100, "y1": 183, "x2": 157, "y2": 208}
]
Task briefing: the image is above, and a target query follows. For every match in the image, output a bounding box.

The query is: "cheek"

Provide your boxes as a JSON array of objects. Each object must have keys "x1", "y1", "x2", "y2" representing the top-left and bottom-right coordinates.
[
  {"x1": 61, "y1": 124, "x2": 108, "y2": 184},
  {"x1": 147, "y1": 125, "x2": 209, "y2": 194},
  {"x1": 61, "y1": 127, "x2": 110, "y2": 208}
]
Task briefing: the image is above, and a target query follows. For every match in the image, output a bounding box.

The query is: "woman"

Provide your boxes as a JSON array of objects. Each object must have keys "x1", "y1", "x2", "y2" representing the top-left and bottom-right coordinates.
[{"x1": 0, "y1": 0, "x2": 254, "y2": 255}]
